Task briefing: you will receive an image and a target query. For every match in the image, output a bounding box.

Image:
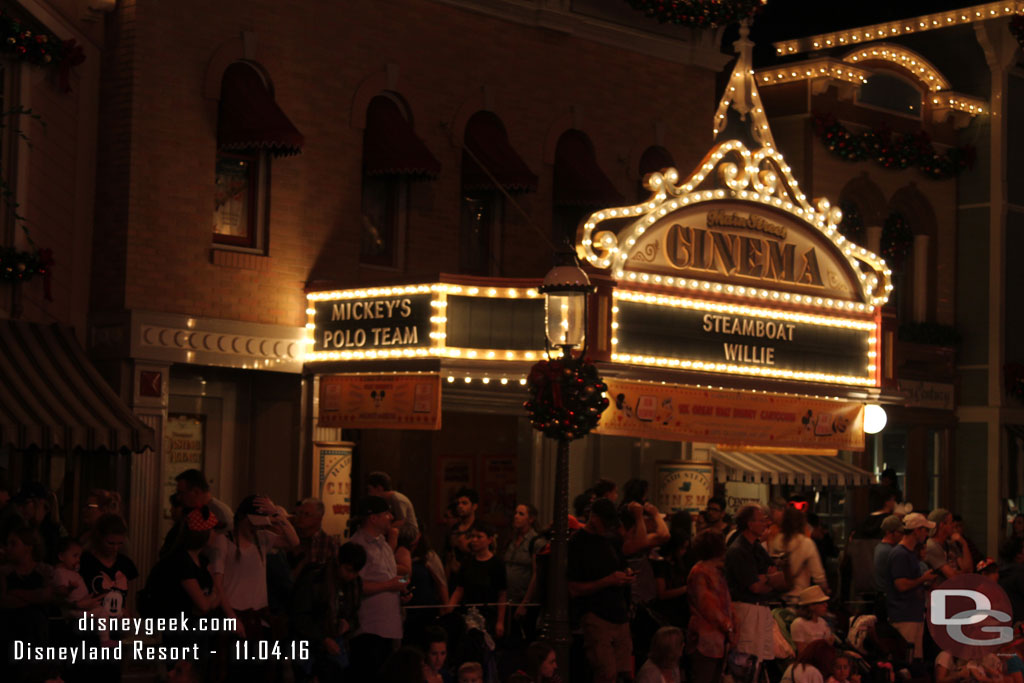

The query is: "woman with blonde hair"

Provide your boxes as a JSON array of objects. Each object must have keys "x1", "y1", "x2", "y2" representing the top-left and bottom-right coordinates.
[{"x1": 635, "y1": 626, "x2": 684, "y2": 682}]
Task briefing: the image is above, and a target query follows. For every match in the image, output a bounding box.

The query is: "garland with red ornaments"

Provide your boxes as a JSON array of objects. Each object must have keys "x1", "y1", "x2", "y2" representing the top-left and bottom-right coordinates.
[
  {"x1": 881, "y1": 212, "x2": 912, "y2": 269},
  {"x1": 624, "y1": 0, "x2": 763, "y2": 28},
  {"x1": 525, "y1": 354, "x2": 609, "y2": 441},
  {"x1": 813, "y1": 113, "x2": 971, "y2": 180},
  {"x1": 0, "y1": 10, "x2": 85, "y2": 91}
]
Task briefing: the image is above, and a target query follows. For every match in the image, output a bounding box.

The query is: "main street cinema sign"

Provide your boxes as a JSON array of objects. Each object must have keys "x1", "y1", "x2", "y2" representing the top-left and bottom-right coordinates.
[{"x1": 576, "y1": 45, "x2": 892, "y2": 387}]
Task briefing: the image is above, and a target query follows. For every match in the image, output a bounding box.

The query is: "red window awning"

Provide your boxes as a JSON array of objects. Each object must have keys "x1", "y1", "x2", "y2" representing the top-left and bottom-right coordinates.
[
  {"x1": 217, "y1": 63, "x2": 304, "y2": 157},
  {"x1": 462, "y1": 112, "x2": 538, "y2": 192},
  {"x1": 554, "y1": 130, "x2": 624, "y2": 207},
  {"x1": 363, "y1": 96, "x2": 441, "y2": 178}
]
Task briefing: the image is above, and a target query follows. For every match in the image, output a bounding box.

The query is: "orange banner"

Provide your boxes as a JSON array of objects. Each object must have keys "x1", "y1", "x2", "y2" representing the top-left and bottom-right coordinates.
[
  {"x1": 596, "y1": 379, "x2": 864, "y2": 451},
  {"x1": 318, "y1": 374, "x2": 441, "y2": 430}
]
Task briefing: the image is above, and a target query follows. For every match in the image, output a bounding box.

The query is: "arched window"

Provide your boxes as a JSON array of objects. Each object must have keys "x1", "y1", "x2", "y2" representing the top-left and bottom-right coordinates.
[
  {"x1": 360, "y1": 93, "x2": 440, "y2": 268},
  {"x1": 459, "y1": 111, "x2": 536, "y2": 275},
  {"x1": 884, "y1": 188, "x2": 936, "y2": 323},
  {"x1": 857, "y1": 72, "x2": 923, "y2": 118},
  {"x1": 552, "y1": 130, "x2": 623, "y2": 246},
  {"x1": 214, "y1": 61, "x2": 303, "y2": 251}
]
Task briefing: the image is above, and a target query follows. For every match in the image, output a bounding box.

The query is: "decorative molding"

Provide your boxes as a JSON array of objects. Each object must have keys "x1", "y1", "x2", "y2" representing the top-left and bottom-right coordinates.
[{"x1": 92, "y1": 310, "x2": 305, "y2": 373}]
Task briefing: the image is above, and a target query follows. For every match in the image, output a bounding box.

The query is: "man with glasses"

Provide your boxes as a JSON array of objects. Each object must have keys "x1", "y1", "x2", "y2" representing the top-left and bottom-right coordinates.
[{"x1": 704, "y1": 496, "x2": 731, "y2": 536}]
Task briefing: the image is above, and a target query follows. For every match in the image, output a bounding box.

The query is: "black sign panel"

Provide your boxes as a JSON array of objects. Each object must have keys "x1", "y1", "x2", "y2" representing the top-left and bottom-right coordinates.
[
  {"x1": 445, "y1": 296, "x2": 545, "y2": 350},
  {"x1": 313, "y1": 294, "x2": 432, "y2": 352},
  {"x1": 615, "y1": 300, "x2": 870, "y2": 378}
]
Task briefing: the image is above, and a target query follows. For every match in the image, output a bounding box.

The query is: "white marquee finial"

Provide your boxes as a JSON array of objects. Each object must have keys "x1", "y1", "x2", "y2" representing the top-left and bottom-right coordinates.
[{"x1": 713, "y1": 19, "x2": 776, "y2": 150}]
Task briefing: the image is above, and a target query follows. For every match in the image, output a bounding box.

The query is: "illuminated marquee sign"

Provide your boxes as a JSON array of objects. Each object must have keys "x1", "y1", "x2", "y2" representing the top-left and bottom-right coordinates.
[
  {"x1": 612, "y1": 290, "x2": 877, "y2": 385},
  {"x1": 312, "y1": 294, "x2": 433, "y2": 352},
  {"x1": 304, "y1": 283, "x2": 547, "y2": 363},
  {"x1": 626, "y1": 203, "x2": 861, "y2": 301}
]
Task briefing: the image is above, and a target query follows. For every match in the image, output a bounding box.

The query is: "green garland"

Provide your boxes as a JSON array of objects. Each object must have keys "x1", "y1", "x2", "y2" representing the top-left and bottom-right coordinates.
[
  {"x1": 881, "y1": 212, "x2": 913, "y2": 268},
  {"x1": 813, "y1": 113, "x2": 971, "y2": 180},
  {"x1": 837, "y1": 200, "x2": 864, "y2": 244},
  {"x1": 624, "y1": 0, "x2": 763, "y2": 28},
  {"x1": 524, "y1": 354, "x2": 609, "y2": 441}
]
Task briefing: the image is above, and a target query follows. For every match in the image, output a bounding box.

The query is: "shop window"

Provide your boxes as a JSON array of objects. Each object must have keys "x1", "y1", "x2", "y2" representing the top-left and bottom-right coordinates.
[
  {"x1": 213, "y1": 149, "x2": 267, "y2": 249},
  {"x1": 361, "y1": 93, "x2": 440, "y2": 269},
  {"x1": 553, "y1": 129, "x2": 623, "y2": 246},
  {"x1": 214, "y1": 61, "x2": 303, "y2": 253},
  {"x1": 857, "y1": 72, "x2": 922, "y2": 118},
  {"x1": 360, "y1": 174, "x2": 407, "y2": 268},
  {"x1": 459, "y1": 190, "x2": 501, "y2": 275},
  {"x1": 458, "y1": 111, "x2": 535, "y2": 275}
]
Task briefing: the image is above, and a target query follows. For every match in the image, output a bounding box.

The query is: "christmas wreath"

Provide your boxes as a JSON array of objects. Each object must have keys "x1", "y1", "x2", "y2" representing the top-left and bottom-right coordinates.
[
  {"x1": 524, "y1": 354, "x2": 609, "y2": 441},
  {"x1": 624, "y1": 0, "x2": 763, "y2": 28},
  {"x1": 837, "y1": 200, "x2": 864, "y2": 243},
  {"x1": 0, "y1": 245, "x2": 53, "y2": 298},
  {"x1": 881, "y1": 212, "x2": 912, "y2": 268},
  {"x1": 813, "y1": 113, "x2": 972, "y2": 180}
]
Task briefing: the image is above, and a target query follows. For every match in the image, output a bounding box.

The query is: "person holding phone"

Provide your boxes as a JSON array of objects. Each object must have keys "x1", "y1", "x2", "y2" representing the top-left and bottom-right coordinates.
[{"x1": 885, "y1": 513, "x2": 938, "y2": 662}]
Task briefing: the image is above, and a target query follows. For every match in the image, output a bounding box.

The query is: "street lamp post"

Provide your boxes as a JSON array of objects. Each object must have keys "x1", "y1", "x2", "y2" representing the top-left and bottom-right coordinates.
[{"x1": 530, "y1": 247, "x2": 605, "y2": 674}]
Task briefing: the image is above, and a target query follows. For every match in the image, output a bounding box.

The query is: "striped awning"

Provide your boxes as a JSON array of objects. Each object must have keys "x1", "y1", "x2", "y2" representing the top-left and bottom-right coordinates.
[
  {"x1": 0, "y1": 321, "x2": 155, "y2": 453},
  {"x1": 711, "y1": 449, "x2": 875, "y2": 487}
]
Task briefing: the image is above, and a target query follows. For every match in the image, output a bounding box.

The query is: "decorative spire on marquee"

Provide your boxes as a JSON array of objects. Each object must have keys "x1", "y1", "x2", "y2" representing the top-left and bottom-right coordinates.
[
  {"x1": 712, "y1": 20, "x2": 776, "y2": 151},
  {"x1": 576, "y1": 18, "x2": 894, "y2": 311}
]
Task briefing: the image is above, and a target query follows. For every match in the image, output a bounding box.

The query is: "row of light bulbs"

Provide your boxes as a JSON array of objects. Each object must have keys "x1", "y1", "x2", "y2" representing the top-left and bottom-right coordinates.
[
  {"x1": 307, "y1": 283, "x2": 539, "y2": 303},
  {"x1": 757, "y1": 60, "x2": 869, "y2": 86},
  {"x1": 579, "y1": 137, "x2": 893, "y2": 309},
  {"x1": 612, "y1": 291, "x2": 878, "y2": 330},
  {"x1": 608, "y1": 353, "x2": 877, "y2": 386},
  {"x1": 774, "y1": 2, "x2": 1021, "y2": 54}
]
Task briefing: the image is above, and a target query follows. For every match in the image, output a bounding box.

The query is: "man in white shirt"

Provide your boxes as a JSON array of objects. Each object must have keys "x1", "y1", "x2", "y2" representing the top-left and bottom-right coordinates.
[
  {"x1": 348, "y1": 496, "x2": 405, "y2": 679},
  {"x1": 366, "y1": 471, "x2": 418, "y2": 531}
]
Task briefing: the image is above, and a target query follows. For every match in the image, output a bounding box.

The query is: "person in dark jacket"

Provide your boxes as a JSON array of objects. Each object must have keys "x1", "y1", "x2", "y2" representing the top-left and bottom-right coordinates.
[{"x1": 290, "y1": 540, "x2": 366, "y2": 682}]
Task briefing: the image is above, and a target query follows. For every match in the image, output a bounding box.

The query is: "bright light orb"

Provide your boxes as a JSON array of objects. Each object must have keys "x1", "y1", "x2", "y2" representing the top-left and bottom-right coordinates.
[{"x1": 864, "y1": 404, "x2": 888, "y2": 434}]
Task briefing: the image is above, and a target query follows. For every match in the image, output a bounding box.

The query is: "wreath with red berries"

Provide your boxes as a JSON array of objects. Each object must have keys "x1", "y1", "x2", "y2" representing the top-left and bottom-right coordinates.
[
  {"x1": 524, "y1": 354, "x2": 609, "y2": 441},
  {"x1": 624, "y1": 0, "x2": 764, "y2": 28},
  {"x1": 881, "y1": 212, "x2": 913, "y2": 269}
]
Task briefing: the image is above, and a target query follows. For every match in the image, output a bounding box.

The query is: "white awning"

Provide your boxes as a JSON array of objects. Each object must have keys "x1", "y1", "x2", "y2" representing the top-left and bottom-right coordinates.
[
  {"x1": 711, "y1": 449, "x2": 875, "y2": 487},
  {"x1": 0, "y1": 321, "x2": 155, "y2": 452}
]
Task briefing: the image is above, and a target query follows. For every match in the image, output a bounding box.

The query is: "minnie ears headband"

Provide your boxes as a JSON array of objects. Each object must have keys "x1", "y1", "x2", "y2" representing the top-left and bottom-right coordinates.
[{"x1": 185, "y1": 507, "x2": 218, "y2": 532}]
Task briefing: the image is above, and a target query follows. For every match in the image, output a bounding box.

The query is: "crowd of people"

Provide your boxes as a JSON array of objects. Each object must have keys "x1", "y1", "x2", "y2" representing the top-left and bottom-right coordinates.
[{"x1": 2, "y1": 469, "x2": 1024, "y2": 682}]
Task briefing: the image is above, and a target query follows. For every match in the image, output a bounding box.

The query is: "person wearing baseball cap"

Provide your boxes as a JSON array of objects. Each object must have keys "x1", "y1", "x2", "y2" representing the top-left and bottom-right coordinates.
[
  {"x1": 924, "y1": 508, "x2": 974, "y2": 585},
  {"x1": 884, "y1": 512, "x2": 938, "y2": 661}
]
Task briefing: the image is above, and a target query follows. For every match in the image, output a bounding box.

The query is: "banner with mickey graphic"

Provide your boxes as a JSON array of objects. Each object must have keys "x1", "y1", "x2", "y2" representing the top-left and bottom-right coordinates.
[{"x1": 596, "y1": 378, "x2": 864, "y2": 451}]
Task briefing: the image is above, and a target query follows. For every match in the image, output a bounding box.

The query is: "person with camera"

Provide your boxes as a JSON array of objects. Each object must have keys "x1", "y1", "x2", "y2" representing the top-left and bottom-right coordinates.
[
  {"x1": 568, "y1": 498, "x2": 649, "y2": 683},
  {"x1": 725, "y1": 505, "x2": 789, "y2": 681}
]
